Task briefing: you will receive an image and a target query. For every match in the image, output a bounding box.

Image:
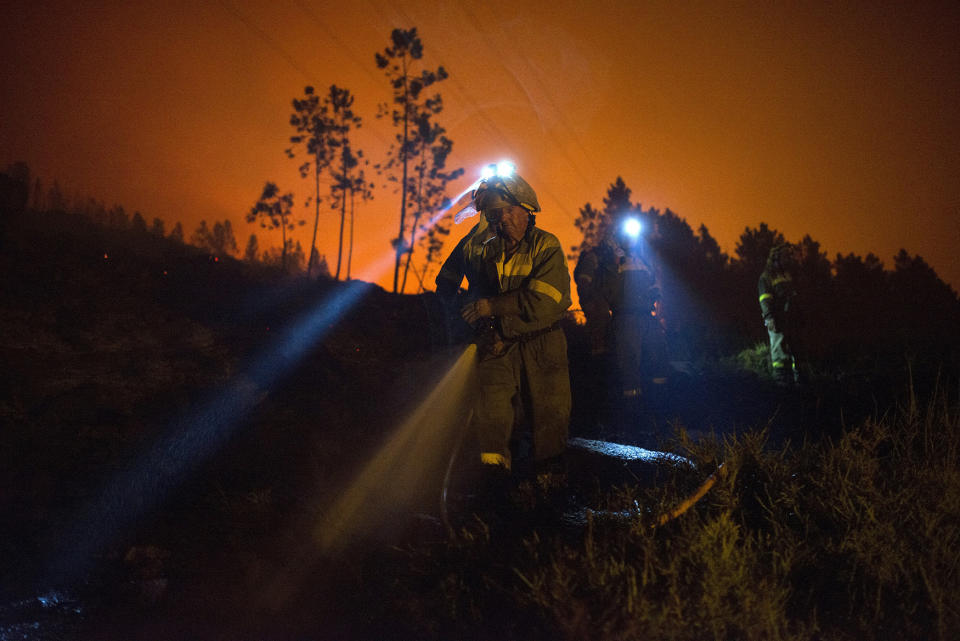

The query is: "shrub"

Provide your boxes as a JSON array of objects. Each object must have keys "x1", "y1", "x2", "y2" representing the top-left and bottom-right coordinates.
[{"x1": 377, "y1": 386, "x2": 960, "y2": 640}]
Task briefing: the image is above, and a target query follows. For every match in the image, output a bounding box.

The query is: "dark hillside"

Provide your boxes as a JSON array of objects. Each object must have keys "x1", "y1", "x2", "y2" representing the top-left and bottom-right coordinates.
[
  {"x1": 1, "y1": 205, "x2": 957, "y2": 639},
  {"x1": 0, "y1": 208, "x2": 458, "y2": 630}
]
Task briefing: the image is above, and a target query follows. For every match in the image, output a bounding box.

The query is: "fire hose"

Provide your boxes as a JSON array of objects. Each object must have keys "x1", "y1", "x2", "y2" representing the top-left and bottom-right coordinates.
[
  {"x1": 442, "y1": 426, "x2": 726, "y2": 536},
  {"x1": 654, "y1": 462, "x2": 726, "y2": 527}
]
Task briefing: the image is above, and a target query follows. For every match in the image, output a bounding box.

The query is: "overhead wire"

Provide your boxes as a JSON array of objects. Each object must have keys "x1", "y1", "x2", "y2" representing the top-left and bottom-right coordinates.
[
  {"x1": 218, "y1": 0, "x2": 395, "y2": 152},
  {"x1": 215, "y1": 0, "x2": 317, "y2": 83},
  {"x1": 223, "y1": 0, "x2": 599, "y2": 280},
  {"x1": 367, "y1": 0, "x2": 590, "y2": 225},
  {"x1": 455, "y1": 3, "x2": 600, "y2": 188},
  {"x1": 283, "y1": 0, "x2": 600, "y2": 230},
  {"x1": 291, "y1": 0, "x2": 394, "y2": 150},
  {"x1": 439, "y1": 2, "x2": 601, "y2": 223}
]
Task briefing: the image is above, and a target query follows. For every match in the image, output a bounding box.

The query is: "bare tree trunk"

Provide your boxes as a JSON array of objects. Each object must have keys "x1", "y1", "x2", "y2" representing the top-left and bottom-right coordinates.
[
  {"x1": 400, "y1": 146, "x2": 427, "y2": 293},
  {"x1": 281, "y1": 216, "x2": 288, "y2": 274},
  {"x1": 393, "y1": 56, "x2": 410, "y2": 294},
  {"x1": 408, "y1": 258, "x2": 426, "y2": 293},
  {"x1": 400, "y1": 212, "x2": 419, "y2": 294},
  {"x1": 308, "y1": 161, "x2": 320, "y2": 278},
  {"x1": 347, "y1": 188, "x2": 355, "y2": 280},
  {"x1": 336, "y1": 182, "x2": 346, "y2": 280}
]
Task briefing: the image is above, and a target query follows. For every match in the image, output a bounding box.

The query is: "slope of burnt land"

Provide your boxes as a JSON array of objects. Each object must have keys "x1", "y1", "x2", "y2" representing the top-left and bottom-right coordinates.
[
  {"x1": 1, "y1": 208, "x2": 949, "y2": 639},
  {"x1": 0, "y1": 212, "x2": 439, "y2": 613}
]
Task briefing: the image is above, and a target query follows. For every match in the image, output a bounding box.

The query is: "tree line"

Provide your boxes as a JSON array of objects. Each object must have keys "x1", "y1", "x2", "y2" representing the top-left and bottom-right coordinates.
[
  {"x1": 0, "y1": 161, "x2": 320, "y2": 274},
  {"x1": 2, "y1": 161, "x2": 957, "y2": 376},
  {"x1": 4, "y1": 27, "x2": 464, "y2": 288},
  {"x1": 571, "y1": 177, "x2": 960, "y2": 377}
]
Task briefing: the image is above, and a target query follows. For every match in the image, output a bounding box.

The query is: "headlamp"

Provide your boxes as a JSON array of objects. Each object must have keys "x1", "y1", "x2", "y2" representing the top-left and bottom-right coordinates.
[
  {"x1": 495, "y1": 161, "x2": 514, "y2": 177},
  {"x1": 453, "y1": 160, "x2": 532, "y2": 223},
  {"x1": 480, "y1": 160, "x2": 515, "y2": 180},
  {"x1": 622, "y1": 217, "x2": 642, "y2": 239}
]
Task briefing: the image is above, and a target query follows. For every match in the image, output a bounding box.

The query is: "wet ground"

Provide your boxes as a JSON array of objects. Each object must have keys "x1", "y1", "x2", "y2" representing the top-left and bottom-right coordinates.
[
  {"x1": 0, "y1": 353, "x2": 862, "y2": 641},
  {"x1": 2, "y1": 204, "x2": 952, "y2": 639}
]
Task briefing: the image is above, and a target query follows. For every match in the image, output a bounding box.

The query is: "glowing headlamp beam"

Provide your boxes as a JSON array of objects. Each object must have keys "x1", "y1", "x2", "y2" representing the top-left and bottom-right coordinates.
[
  {"x1": 44, "y1": 276, "x2": 377, "y2": 585},
  {"x1": 480, "y1": 160, "x2": 515, "y2": 180},
  {"x1": 623, "y1": 217, "x2": 642, "y2": 238}
]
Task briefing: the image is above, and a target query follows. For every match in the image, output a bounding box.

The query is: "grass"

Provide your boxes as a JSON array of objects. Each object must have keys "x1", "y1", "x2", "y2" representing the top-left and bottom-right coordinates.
[{"x1": 363, "y1": 383, "x2": 960, "y2": 641}]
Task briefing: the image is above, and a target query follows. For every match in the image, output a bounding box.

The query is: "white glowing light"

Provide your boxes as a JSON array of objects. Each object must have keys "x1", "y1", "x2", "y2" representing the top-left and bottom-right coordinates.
[
  {"x1": 623, "y1": 217, "x2": 642, "y2": 238},
  {"x1": 480, "y1": 161, "x2": 516, "y2": 180}
]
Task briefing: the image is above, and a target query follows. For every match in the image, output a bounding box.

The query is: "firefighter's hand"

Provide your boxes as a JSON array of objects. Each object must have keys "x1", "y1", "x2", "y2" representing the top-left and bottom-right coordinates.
[{"x1": 461, "y1": 298, "x2": 493, "y2": 324}]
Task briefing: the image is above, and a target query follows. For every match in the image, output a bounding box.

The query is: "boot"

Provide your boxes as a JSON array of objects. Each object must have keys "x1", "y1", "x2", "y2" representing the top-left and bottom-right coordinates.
[{"x1": 473, "y1": 463, "x2": 514, "y2": 526}]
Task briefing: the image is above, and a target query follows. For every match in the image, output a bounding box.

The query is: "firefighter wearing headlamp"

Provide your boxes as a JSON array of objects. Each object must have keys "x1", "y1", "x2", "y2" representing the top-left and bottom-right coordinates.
[
  {"x1": 574, "y1": 215, "x2": 666, "y2": 408},
  {"x1": 443, "y1": 165, "x2": 572, "y2": 477}
]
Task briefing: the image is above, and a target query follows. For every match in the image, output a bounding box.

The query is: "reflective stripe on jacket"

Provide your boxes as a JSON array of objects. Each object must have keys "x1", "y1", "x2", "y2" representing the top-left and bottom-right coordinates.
[
  {"x1": 476, "y1": 225, "x2": 571, "y2": 339},
  {"x1": 758, "y1": 270, "x2": 795, "y2": 321}
]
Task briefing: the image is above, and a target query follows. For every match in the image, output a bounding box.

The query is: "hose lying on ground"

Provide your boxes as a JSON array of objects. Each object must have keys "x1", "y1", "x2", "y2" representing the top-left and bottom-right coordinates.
[{"x1": 654, "y1": 462, "x2": 726, "y2": 527}]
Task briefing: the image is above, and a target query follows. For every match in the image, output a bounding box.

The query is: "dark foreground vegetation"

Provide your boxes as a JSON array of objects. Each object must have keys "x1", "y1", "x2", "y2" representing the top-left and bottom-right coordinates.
[{"x1": 1, "y1": 187, "x2": 959, "y2": 639}]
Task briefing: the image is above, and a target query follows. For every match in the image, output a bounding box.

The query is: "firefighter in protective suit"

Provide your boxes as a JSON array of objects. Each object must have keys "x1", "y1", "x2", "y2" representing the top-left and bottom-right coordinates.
[
  {"x1": 759, "y1": 243, "x2": 800, "y2": 385},
  {"x1": 574, "y1": 217, "x2": 666, "y2": 413},
  {"x1": 453, "y1": 168, "x2": 572, "y2": 477}
]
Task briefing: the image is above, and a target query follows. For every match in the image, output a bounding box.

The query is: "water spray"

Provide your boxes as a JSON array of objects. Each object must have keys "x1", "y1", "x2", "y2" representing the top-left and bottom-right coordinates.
[{"x1": 315, "y1": 344, "x2": 478, "y2": 552}]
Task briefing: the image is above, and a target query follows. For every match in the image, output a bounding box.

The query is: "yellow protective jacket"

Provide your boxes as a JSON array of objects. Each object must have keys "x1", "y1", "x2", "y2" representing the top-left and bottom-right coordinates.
[{"x1": 474, "y1": 224, "x2": 572, "y2": 339}]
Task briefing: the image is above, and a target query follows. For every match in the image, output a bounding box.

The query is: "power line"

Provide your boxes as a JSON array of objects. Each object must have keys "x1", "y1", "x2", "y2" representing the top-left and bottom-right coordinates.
[
  {"x1": 291, "y1": 0, "x2": 395, "y2": 150},
  {"x1": 455, "y1": 3, "x2": 600, "y2": 174},
  {"x1": 372, "y1": 0, "x2": 591, "y2": 225},
  {"x1": 292, "y1": 0, "x2": 383, "y2": 86},
  {"x1": 216, "y1": 0, "x2": 317, "y2": 83}
]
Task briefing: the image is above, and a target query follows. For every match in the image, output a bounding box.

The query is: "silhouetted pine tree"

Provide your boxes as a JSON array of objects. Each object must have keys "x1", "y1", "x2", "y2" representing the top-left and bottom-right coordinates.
[
  {"x1": 244, "y1": 234, "x2": 259, "y2": 263},
  {"x1": 247, "y1": 182, "x2": 302, "y2": 273},
  {"x1": 374, "y1": 27, "x2": 450, "y2": 293},
  {"x1": 288, "y1": 86, "x2": 332, "y2": 278},
  {"x1": 323, "y1": 85, "x2": 364, "y2": 280},
  {"x1": 404, "y1": 118, "x2": 463, "y2": 293}
]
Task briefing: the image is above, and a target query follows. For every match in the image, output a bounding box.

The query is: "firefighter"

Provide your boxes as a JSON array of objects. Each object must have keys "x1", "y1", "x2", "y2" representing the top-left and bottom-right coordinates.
[
  {"x1": 573, "y1": 246, "x2": 613, "y2": 358},
  {"x1": 573, "y1": 240, "x2": 615, "y2": 432},
  {"x1": 758, "y1": 243, "x2": 800, "y2": 385},
  {"x1": 575, "y1": 216, "x2": 666, "y2": 415},
  {"x1": 454, "y1": 165, "x2": 573, "y2": 480}
]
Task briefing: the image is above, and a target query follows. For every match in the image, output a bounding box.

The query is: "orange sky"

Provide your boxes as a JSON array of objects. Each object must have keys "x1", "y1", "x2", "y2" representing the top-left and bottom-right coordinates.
[{"x1": 3, "y1": 0, "x2": 959, "y2": 294}]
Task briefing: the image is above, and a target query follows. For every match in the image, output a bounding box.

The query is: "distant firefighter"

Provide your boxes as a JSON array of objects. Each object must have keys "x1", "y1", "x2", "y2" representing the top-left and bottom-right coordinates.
[
  {"x1": 449, "y1": 163, "x2": 572, "y2": 478},
  {"x1": 758, "y1": 243, "x2": 800, "y2": 385},
  {"x1": 574, "y1": 215, "x2": 667, "y2": 403}
]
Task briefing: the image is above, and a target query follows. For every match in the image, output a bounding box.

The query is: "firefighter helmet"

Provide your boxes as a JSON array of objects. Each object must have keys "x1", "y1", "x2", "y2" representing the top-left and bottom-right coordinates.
[{"x1": 473, "y1": 170, "x2": 541, "y2": 213}]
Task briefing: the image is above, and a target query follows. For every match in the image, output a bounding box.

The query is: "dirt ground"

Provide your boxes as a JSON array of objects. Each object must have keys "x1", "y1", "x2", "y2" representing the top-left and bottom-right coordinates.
[{"x1": 0, "y1": 213, "x2": 926, "y2": 640}]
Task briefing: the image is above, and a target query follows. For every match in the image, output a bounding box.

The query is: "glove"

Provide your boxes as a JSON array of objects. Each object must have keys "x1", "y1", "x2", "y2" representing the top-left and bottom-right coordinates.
[
  {"x1": 473, "y1": 317, "x2": 507, "y2": 359},
  {"x1": 461, "y1": 298, "x2": 494, "y2": 324}
]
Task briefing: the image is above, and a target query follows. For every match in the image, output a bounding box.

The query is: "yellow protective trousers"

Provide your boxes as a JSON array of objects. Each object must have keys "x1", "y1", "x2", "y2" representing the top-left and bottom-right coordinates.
[{"x1": 474, "y1": 328, "x2": 571, "y2": 469}]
